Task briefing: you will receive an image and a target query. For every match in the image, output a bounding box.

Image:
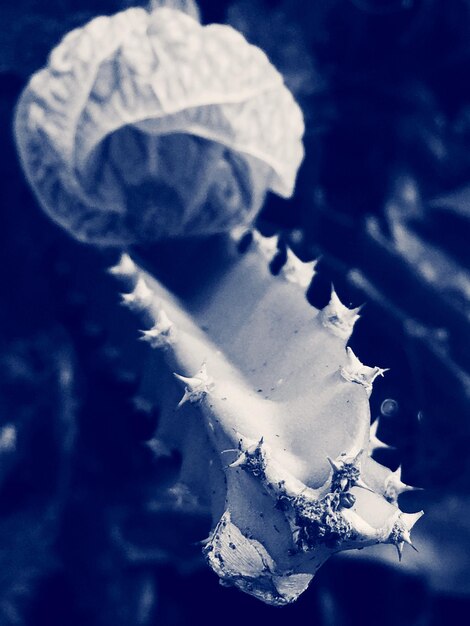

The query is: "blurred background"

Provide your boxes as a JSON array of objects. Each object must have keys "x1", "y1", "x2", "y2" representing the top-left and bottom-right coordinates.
[{"x1": 1, "y1": 0, "x2": 470, "y2": 624}]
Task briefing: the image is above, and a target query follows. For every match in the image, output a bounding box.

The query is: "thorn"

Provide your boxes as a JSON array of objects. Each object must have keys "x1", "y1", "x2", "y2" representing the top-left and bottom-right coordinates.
[
  {"x1": 327, "y1": 456, "x2": 341, "y2": 472},
  {"x1": 228, "y1": 452, "x2": 247, "y2": 468},
  {"x1": 173, "y1": 362, "x2": 213, "y2": 408},
  {"x1": 369, "y1": 419, "x2": 394, "y2": 454},
  {"x1": 396, "y1": 541, "x2": 404, "y2": 561},
  {"x1": 175, "y1": 389, "x2": 191, "y2": 408},
  {"x1": 398, "y1": 529, "x2": 418, "y2": 554},
  {"x1": 384, "y1": 468, "x2": 423, "y2": 503},
  {"x1": 340, "y1": 347, "x2": 388, "y2": 396},
  {"x1": 390, "y1": 510, "x2": 423, "y2": 559},
  {"x1": 351, "y1": 448, "x2": 365, "y2": 465},
  {"x1": 121, "y1": 276, "x2": 153, "y2": 310},
  {"x1": 328, "y1": 452, "x2": 373, "y2": 492},
  {"x1": 401, "y1": 527, "x2": 413, "y2": 546},
  {"x1": 108, "y1": 253, "x2": 136, "y2": 277},
  {"x1": 354, "y1": 477, "x2": 375, "y2": 493},
  {"x1": 173, "y1": 373, "x2": 192, "y2": 386},
  {"x1": 320, "y1": 287, "x2": 362, "y2": 340},
  {"x1": 401, "y1": 510, "x2": 424, "y2": 530},
  {"x1": 282, "y1": 248, "x2": 318, "y2": 289},
  {"x1": 139, "y1": 310, "x2": 176, "y2": 348},
  {"x1": 195, "y1": 535, "x2": 212, "y2": 547},
  {"x1": 228, "y1": 436, "x2": 265, "y2": 468}
]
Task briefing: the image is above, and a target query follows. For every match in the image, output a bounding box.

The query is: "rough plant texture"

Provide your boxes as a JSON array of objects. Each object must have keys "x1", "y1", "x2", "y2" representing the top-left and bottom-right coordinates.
[
  {"x1": 8, "y1": 0, "x2": 445, "y2": 613},
  {"x1": 111, "y1": 232, "x2": 422, "y2": 605},
  {"x1": 13, "y1": 4, "x2": 303, "y2": 245}
]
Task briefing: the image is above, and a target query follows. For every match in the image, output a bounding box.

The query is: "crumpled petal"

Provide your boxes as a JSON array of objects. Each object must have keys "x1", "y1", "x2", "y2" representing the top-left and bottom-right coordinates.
[{"x1": 14, "y1": 6, "x2": 304, "y2": 244}]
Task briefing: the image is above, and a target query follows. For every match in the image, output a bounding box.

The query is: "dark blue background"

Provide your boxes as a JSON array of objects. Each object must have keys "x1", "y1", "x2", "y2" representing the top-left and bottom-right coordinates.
[{"x1": 1, "y1": 1, "x2": 469, "y2": 624}]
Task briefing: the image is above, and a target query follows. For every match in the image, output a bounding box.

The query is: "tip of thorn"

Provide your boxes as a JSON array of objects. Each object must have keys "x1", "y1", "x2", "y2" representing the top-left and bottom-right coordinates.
[
  {"x1": 108, "y1": 253, "x2": 136, "y2": 276},
  {"x1": 402, "y1": 510, "x2": 425, "y2": 529},
  {"x1": 228, "y1": 454, "x2": 246, "y2": 468},
  {"x1": 396, "y1": 543, "x2": 404, "y2": 561},
  {"x1": 355, "y1": 478, "x2": 374, "y2": 493}
]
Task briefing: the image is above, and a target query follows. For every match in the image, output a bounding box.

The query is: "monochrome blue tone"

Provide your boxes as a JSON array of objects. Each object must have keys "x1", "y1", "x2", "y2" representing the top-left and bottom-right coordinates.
[{"x1": 1, "y1": 0, "x2": 469, "y2": 624}]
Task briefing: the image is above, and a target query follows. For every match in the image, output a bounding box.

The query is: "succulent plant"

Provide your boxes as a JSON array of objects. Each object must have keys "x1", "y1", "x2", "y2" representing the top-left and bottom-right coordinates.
[
  {"x1": 108, "y1": 232, "x2": 422, "y2": 605},
  {"x1": 11, "y1": 0, "x2": 426, "y2": 610}
]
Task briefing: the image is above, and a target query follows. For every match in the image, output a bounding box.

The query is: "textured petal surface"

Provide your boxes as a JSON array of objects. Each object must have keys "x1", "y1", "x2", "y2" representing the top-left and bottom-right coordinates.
[{"x1": 14, "y1": 7, "x2": 304, "y2": 244}]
